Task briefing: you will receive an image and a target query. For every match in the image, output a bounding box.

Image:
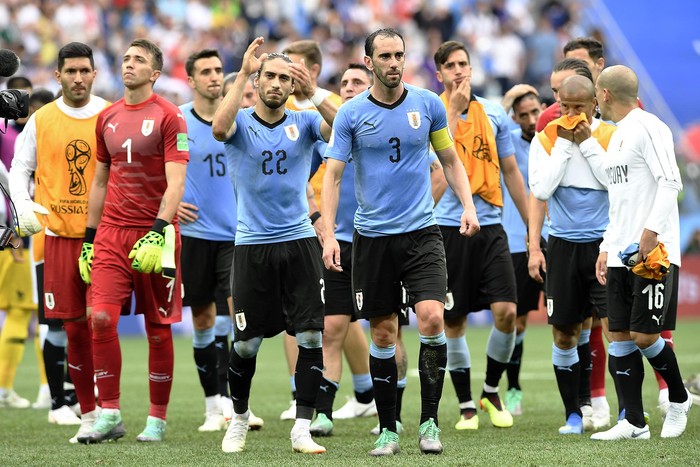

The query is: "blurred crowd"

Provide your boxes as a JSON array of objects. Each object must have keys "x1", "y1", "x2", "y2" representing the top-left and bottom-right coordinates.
[
  {"x1": 0, "y1": 0, "x2": 596, "y2": 105},
  {"x1": 3, "y1": 0, "x2": 699, "y2": 226}
]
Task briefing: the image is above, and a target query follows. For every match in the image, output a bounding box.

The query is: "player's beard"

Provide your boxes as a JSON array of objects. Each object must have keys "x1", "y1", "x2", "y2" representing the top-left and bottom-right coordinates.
[
  {"x1": 260, "y1": 93, "x2": 287, "y2": 110},
  {"x1": 375, "y1": 69, "x2": 402, "y2": 89},
  {"x1": 62, "y1": 85, "x2": 90, "y2": 107}
]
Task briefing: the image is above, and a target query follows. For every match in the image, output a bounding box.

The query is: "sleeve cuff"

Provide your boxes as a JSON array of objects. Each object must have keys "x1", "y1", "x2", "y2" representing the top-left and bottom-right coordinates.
[{"x1": 579, "y1": 137, "x2": 600, "y2": 156}]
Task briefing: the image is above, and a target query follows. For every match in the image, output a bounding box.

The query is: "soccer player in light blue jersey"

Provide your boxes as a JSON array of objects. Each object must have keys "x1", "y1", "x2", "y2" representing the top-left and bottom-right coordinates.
[
  {"x1": 501, "y1": 85, "x2": 547, "y2": 416},
  {"x1": 321, "y1": 28, "x2": 479, "y2": 457},
  {"x1": 178, "y1": 50, "x2": 263, "y2": 433},
  {"x1": 432, "y1": 40, "x2": 529, "y2": 432},
  {"x1": 278, "y1": 40, "x2": 349, "y2": 422},
  {"x1": 212, "y1": 37, "x2": 337, "y2": 455},
  {"x1": 528, "y1": 75, "x2": 613, "y2": 435}
]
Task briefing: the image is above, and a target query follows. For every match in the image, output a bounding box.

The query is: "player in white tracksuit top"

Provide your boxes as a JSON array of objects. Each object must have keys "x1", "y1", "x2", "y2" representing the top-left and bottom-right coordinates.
[{"x1": 592, "y1": 65, "x2": 691, "y2": 441}]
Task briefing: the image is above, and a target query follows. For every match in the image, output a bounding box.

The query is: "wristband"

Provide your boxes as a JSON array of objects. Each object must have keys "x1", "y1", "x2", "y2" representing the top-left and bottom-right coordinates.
[
  {"x1": 84, "y1": 227, "x2": 97, "y2": 243},
  {"x1": 152, "y1": 218, "x2": 169, "y2": 234},
  {"x1": 310, "y1": 88, "x2": 329, "y2": 107},
  {"x1": 309, "y1": 211, "x2": 321, "y2": 225}
]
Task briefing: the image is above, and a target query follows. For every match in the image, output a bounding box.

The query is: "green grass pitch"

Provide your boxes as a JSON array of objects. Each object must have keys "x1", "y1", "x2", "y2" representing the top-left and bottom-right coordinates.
[{"x1": 3, "y1": 320, "x2": 699, "y2": 466}]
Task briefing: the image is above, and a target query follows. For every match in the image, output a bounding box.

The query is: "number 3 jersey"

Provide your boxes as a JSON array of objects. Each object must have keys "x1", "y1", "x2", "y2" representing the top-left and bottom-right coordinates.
[
  {"x1": 325, "y1": 84, "x2": 451, "y2": 237},
  {"x1": 96, "y1": 93, "x2": 189, "y2": 228},
  {"x1": 225, "y1": 108, "x2": 324, "y2": 245},
  {"x1": 179, "y1": 102, "x2": 236, "y2": 241}
]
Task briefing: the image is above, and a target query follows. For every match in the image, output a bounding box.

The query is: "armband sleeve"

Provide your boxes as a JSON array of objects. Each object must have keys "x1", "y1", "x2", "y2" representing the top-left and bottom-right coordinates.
[{"x1": 429, "y1": 127, "x2": 453, "y2": 152}]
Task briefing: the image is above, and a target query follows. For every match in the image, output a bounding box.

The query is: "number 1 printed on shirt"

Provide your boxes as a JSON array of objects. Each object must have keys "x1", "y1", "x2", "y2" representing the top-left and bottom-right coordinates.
[{"x1": 122, "y1": 138, "x2": 132, "y2": 163}]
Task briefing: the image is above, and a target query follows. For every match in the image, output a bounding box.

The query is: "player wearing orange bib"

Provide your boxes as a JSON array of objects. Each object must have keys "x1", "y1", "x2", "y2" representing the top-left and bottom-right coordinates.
[{"x1": 10, "y1": 42, "x2": 110, "y2": 443}]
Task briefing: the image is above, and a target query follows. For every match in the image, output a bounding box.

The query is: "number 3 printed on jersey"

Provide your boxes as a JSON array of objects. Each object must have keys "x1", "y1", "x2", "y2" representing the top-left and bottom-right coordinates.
[{"x1": 389, "y1": 137, "x2": 401, "y2": 163}]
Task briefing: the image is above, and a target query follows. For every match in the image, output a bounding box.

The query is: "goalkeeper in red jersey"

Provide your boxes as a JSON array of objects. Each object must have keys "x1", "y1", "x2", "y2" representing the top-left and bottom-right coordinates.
[{"x1": 77, "y1": 39, "x2": 189, "y2": 444}]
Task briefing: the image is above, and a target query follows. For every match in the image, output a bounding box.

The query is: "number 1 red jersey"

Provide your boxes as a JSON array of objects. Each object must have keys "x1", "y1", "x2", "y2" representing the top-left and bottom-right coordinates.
[{"x1": 96, "y1": 93, "x2": 189, "y2": 228}]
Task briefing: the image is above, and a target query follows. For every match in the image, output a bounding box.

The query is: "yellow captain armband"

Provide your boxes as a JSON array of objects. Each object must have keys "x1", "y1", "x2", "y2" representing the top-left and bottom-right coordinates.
[{"x1": 430, "y1": 127, "x2": 453, "y2": 152}]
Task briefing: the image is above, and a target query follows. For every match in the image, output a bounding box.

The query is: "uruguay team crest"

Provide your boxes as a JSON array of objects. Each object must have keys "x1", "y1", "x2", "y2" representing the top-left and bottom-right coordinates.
[
  {"x1": 284, "y1": 124, "x2": 299, "y2": 141},
  {"x1": 355, "y1": 291, "x2": 363, "y2": 311},
  {"x1": 407, "y1": 111, "x2": 421, "y2": 129},
  {"x1": 45, "y1": 292, "x2": 55, "y2": 310},
  {"x1": 547, "y1": 298, "x2": 554, "y2": 317},
  {"x1": 235, "y1": 312, "x2": 247, "y2": 331},
  {"x1": 142, "y1": 119, "x2": 154, "y2": 136}
]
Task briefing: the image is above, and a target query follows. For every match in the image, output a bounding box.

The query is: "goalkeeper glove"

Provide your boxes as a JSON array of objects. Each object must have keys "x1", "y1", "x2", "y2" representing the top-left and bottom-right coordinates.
[
  {"x1": 78, "y1": 227, "x2": 96, "y2": 284},
  {"x1": 16, "y1": 199, "x2": 49, "y2": 236},
  {"x1": 129, "y1": 219, "x2": 168, "y2": 274}
]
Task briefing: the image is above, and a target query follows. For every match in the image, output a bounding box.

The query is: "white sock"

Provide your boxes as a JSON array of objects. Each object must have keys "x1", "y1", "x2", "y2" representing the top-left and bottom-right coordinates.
[
  {"x1": 205, "y1": 395, "x2": 220, "y2": 413},
  {"x1": 591, "y1": 396, "x2": 609, "y2": 411},
  {"x1": 293, "y1": 418, "x2": 311, "y2": 431}
]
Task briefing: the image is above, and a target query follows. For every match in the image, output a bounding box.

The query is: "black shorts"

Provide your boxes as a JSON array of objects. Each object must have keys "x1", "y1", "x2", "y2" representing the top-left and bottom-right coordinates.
[
  {"x1": 442, "y1": 224, "x2": 517, "y2": 320},
  {"x1": 398, "y1": 282, "x2": 411, "y2": 326},
  {"x1": 232, "y1": 237, "x2": 325, "y2": 341},
  {"x1": 181, "y1": 236, "x2": 234, "y2": 316},
  {"x1": 512, "y1": 252, "x2": 543, "y2": 316},
  {"x1": 607, "y1": 265, "x2": 679, "y2": 334},
  {"x1": 545, "y1": 236, "x2": 607, "y2": 326},
  {"x1": 352, "y1": 225, "x2": 446, "y2": 320},
  {"x1": 323, "y1": 240, "x2": 357, "y2": 321}
]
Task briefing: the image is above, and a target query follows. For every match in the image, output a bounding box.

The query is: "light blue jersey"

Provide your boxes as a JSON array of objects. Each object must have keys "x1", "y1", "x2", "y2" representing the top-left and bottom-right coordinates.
[
  {"x1": 331, "y1": 150, "x2": 436, "y2": 243},
  {"x1": 179, "y1": 102, "x2": 236, "y2": 241},
  {"x1": 325, "y1": 84, "x2": 445, "y2": 237},
  {"x1": 314, "y1": 138, "x2": 358, "y2": 242},
  {"x1": 548, "y1": 187, "x2": 608, "y2": 241},
  {"x1": 334, "y1": 156, "x2": 357, "y2": 243},
  {"x1": 435, "y1": 95, "x2": 515, "y2": 227},
  {"x1": 225, "y1": 108, "x2": 323, "y2": 245},
  {"x1": 502, "y1": 128, "x2": 548, "y2": 253}
]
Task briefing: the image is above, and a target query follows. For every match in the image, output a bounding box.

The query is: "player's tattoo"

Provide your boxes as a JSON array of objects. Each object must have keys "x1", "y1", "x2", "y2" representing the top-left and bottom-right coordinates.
[
  {"x1": 430, "y1": 160, "x2": 441, "y2": 173},
  {"x1": 396, "y1": 342, "x2": 408, "y2": 380},
  {"x1": 157, "y1": 198, "x2": 167, "y2": 217}
]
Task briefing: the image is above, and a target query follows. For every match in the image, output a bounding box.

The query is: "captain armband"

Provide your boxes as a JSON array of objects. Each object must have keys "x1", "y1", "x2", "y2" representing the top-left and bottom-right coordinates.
[{"x1": 429, "y1": 127, "x2": 453, "y2": 152}]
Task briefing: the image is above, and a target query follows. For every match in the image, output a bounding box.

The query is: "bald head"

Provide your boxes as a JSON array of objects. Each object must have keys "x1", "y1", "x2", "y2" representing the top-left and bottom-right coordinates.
[
  {"x1": 558, "y1": 74, "x2": 597, "y2": 121},
  {"x1": 597, "y1": 65, "x2": 638, "y2": 105},
  {"x1": 559, "y1": 75, "x2": 595, "y2": 101}
]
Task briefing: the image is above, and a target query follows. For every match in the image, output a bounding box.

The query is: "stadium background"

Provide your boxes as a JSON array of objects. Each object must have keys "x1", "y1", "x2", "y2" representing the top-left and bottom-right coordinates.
[{"x1": 1, "y1": 0, "x2": 700, "y2": 332}]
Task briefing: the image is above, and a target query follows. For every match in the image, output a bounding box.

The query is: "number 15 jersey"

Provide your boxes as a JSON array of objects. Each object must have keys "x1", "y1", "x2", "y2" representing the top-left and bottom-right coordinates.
[
  {"x1": 96, "y1": 93, "x2": 189, "y2": 228},
  {"x1": 179, "y1": 102, "x2": 236, "y2": 241},
  {"x1": 325, "y1": 84, "x2": 451, "y2": 237},
  {"x1": 225, "y1": 108, "x2": 324, "y2": 245}
]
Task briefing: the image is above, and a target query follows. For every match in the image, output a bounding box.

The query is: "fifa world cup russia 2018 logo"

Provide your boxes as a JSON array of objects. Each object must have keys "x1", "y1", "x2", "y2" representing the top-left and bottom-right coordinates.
[{"x1": 66, "y1": 139, "x2": 91, "y2": 196}]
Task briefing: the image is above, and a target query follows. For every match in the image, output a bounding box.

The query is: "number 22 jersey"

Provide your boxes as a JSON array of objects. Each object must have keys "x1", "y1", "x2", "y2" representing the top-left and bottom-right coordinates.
[{"x1": 224, "y1": 108, "x2": 324, "y2": 245}]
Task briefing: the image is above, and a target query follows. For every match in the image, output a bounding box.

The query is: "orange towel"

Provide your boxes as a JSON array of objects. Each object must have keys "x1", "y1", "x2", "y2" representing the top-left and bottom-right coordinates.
[
  {"x1": 537, "y1": 113, "x2": 587, "y2": 155},
  {"x1": 439, "y1": 93, "x2": 502, "y2": 206},
  {"x1": 632, "y1": 242, "x2": 671, "y2": 280},
  {"x1": 537, "y1": 113, "x2": 616, "y2": 155}
]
